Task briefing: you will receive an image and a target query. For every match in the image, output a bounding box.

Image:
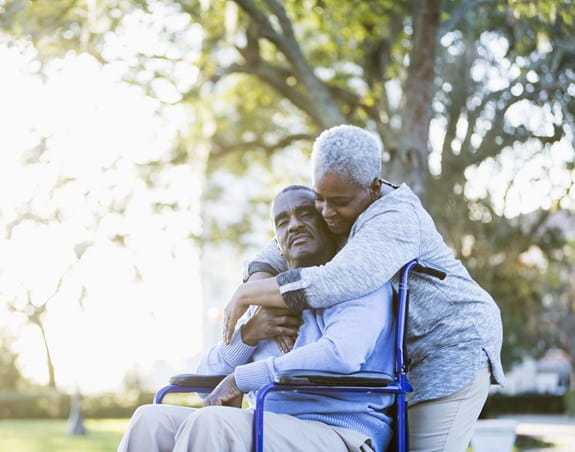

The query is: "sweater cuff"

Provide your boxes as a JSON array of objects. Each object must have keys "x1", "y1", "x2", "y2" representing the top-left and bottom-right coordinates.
[
  {"x1": 234, "y1": 360, "x2": 271, "y2": 393},
  {"x1": 221, "y1": 328, "x2": 256, "y2": 367},
  {"x1": 277, "y1": 268, "x2": 310, "y2": 312},
  {"x1": 243, "y1": 262, "x2": 279, "y2": 282}
]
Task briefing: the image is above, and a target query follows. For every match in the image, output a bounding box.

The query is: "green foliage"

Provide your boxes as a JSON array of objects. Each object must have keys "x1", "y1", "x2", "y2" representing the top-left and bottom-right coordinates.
[
  {"x1": 565, "y1": 388, "x2": 575, "y2": 417},
  {"x1": 0, "y1": 334, "x2": 24, "y2": 391},
  {"x1": 0, "y1": 391, "x2": 70, "y2": 419},
  {"x1": 482, "y1": 392, "x2": 565, "y2": 417},
  {"x1": 0, "y1": 390, "x2": 157, "y2": 419},
  {"x1": 1, "y1": 0, "x2": 574, "y2": 370}
]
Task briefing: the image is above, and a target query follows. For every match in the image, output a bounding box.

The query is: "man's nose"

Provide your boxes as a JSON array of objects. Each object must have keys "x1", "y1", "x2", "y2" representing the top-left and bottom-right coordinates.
[{"x1": 287, "y1": 216, "x2": 305, "y2": 231}]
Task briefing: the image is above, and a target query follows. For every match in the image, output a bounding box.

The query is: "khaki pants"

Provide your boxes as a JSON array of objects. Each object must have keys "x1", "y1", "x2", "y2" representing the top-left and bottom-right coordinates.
[
  {"x1": 408, "y1": 367, "x2": 491, "y2": 452},
  {"x1": 117, "y1": 404, "x2": 374, "y2": 452}
]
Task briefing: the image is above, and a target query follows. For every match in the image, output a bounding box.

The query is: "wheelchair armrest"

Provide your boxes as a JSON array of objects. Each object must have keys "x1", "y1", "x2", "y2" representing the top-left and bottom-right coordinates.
[
  {"x1": 154, "y1": 374, "x2": 227, "y2": 404},
  {"x1": 169, "y1": 374, "x2": 227, "y2": 387},
  {"x1": 274, "y1": 370, "x2": 395, "y2": 387}
]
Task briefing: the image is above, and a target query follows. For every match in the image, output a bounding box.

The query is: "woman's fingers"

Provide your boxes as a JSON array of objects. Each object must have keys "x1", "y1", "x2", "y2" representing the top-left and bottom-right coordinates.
[{"x1": 223, "y1": 302, "x2": 244, "y2": 344}]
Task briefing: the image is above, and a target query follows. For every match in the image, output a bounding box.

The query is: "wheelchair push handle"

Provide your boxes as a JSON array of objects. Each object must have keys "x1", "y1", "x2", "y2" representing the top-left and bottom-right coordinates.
[{"x1": 412, "y1": 260, "x2": 446, "y2": 280}]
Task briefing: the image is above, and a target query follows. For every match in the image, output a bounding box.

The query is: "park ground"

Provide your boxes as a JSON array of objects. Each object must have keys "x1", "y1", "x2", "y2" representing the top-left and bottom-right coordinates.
[
  {"x1": 0, "y1": 418, "x2": 128, "y2": 452},
  {"x1": 0, "y1": 414, "x2": 573, "y2": 451}
]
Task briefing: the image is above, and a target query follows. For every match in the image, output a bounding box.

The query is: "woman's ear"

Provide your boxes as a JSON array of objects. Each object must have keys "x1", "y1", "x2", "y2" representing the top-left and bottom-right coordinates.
[{"x1": 370, "y1": 178, "x2": 382, "y2": 200}]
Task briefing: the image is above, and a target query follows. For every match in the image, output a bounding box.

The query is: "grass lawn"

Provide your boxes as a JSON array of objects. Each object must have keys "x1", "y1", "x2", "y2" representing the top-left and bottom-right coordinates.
[{"x1": 0, "y1": 418, "x2": 130, "y2": 452}]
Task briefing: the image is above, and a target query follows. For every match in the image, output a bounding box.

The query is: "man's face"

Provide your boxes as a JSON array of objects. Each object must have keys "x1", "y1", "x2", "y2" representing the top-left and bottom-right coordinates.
[{"x1": 272, "y1": 189, "x2": 334, "y2": 268}]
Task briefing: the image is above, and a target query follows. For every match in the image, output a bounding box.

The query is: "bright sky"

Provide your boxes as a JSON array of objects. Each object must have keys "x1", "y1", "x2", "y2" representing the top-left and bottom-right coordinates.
[
  {"x1": 0, "y1": 38, "x2": 206, "y2": 393},
  {"x1": 0, "y1": 32, "x2": 306, "y2": 394}
]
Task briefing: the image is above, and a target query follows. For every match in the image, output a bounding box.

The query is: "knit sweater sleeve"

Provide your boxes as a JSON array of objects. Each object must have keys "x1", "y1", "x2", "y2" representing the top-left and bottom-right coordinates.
[
  {"x1": 242, "y1": 239, "x2": 289, "y2": 282},
  {"x1": 196, "y1": 307, "x2": 257, "y2": 375},
  {"x1": 277, "y1": 203, "x2": 421, "y2": 310}
]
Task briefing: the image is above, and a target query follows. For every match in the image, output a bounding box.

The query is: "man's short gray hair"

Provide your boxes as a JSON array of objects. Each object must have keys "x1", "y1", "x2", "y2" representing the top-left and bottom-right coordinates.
[{"x1": 311, "y1": 124, "x2": 382, "y2": 188}]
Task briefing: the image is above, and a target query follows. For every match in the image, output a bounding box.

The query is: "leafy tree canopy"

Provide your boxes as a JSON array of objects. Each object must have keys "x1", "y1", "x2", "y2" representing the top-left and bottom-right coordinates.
[{"x1": 1, "y1": 0, "x2": 574, "y2": 370}]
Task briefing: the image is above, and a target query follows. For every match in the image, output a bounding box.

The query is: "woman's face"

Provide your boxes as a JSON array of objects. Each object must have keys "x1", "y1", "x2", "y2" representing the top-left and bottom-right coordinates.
[{"x1": 313, "y1": 172, "x2": 378, "y2": 237}]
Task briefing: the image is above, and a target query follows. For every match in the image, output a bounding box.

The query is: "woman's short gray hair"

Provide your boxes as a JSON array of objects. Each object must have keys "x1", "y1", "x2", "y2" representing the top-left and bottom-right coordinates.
[{"x1": 311, "y1": 124, "x2": 382, "y2": 188}]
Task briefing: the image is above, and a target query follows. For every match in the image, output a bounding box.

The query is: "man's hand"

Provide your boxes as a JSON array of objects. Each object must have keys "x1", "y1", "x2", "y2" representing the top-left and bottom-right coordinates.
[
  {"x1": 205, "y1": 374, "x2": 243, "y2": 407},
  {"x1": 241, "y1": 307, "x2": 302, "y2": 352},
  {"x1": 275, "y1": 335, "x2": 297, "y2": 353}
]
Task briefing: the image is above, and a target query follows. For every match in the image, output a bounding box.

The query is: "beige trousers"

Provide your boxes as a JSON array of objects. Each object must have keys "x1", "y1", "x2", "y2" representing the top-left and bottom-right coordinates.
[
  {"x1": 117, "y1": 404, "x2": 374, "y2": 452},
  {"x1": 408, "y1": 367, "x2": 491, "y2": 452}
]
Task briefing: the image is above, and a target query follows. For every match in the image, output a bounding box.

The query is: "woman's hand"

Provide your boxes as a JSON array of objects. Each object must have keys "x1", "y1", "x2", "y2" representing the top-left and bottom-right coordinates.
[
  {"x1": 223, "y1": 285, "x2": 249, "y2": 344},
  {"x1": 241, "y1": 306, "x2": 302, "y2": 351},
  {"x1": 205, "y1": 374, "x2": 243, "y2": 407},
  {"x1": 223, "y1": 278, "x2": 287, "y2": 344}
]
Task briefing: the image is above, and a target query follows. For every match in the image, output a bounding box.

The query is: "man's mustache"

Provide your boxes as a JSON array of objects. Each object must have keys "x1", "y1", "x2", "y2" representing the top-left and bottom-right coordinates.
[{"x1": 288, "y1": 231, "x2": 312, "y2": 247}]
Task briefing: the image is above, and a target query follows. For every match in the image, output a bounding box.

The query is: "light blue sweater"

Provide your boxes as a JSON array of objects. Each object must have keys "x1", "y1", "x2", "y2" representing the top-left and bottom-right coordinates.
[{"x1": 197, "y1": 283, "x2": 395, "y2": 452}]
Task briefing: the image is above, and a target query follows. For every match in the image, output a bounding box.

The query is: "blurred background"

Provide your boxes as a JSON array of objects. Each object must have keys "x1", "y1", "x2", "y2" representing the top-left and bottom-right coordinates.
[{"x1": 0, "y1": 0, "x2": 574, "y2": 450}]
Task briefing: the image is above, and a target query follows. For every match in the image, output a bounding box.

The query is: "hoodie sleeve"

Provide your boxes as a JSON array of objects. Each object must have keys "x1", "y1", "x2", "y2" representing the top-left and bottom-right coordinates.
[
  {"x1": 196, "y1": 307, "x2": 258, "y2": 375},
  {"x1": 277, "y1": 203, "x2": 421, "y2": 311},
  {"x1": 242, "y1": 239, "x2": 289, "y2": 282}
]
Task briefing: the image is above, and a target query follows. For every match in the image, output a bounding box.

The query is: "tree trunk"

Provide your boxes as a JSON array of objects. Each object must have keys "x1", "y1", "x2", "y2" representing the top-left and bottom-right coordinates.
[
  {"x1": 37, "y1": 322, "x2": 56, "y2": 389},
  {"x1": 390, "y1": 0, "x2": 441, "y2": 201}
]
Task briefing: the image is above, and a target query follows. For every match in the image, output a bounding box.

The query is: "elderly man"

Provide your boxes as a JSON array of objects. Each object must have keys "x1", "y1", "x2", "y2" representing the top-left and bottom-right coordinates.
[{"x1": 118, "y1": 185, "x2": 395, "y2": 452}]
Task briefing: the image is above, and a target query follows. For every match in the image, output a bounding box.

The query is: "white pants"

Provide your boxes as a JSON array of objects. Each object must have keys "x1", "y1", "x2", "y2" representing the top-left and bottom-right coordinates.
[
  {"x1": 408, "y1": 367, "x2": 491, "y2": 452},
  {"x1": 117, "y1": 404, "x2": 374, "y2": 452}
]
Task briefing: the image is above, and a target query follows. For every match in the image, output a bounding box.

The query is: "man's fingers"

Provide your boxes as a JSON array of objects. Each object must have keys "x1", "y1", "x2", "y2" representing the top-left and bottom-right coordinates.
[
  {"x1": 275, "y1": 326, "x2": 299, "y2": 336},
  {"x1": 281, "y1": 316, "x2": 303, "y2": 327},
  {"x1": 270, "y1": 316, "x2": 302, "y2": 328},
  {"x1": 275, "y1": 336, "x2": 290, "y2": 353},
  {"x1": 275, "y1": 334, "x2": 296, "y2": 353}
]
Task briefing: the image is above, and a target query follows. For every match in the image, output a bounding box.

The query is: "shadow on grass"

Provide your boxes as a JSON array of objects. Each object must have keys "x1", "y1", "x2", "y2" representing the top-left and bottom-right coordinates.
[{"x1": 515, "y1": 433, "x2": 555, "y2": 449}]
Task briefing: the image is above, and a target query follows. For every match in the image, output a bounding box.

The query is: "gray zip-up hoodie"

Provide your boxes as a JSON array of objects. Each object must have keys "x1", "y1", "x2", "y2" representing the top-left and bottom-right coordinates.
[{"x1": 245, "y1": 183, "x2": 504, "y2": 405}]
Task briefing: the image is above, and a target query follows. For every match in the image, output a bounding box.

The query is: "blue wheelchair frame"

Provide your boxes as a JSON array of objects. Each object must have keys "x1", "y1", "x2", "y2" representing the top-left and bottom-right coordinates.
[{"x1": 154, "y1": 259, "x2": 445, "y2": 452}]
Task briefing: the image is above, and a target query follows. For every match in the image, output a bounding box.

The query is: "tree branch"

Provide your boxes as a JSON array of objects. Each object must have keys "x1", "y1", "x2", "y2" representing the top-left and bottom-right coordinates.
[
  {"x1": 264, "y1": 0, "x2": 296, "y2": 40},
  {"x1": 232, "y1": 0, "x2": 345, "y2": 127},
  {"x1": 362, "y1": 12, "x2": 403, "y2": 88},
  {"x1": 215, "y1": 61, "x2": 326, "y2": 126},
  {"x1": 208, "y1": 132, "x2": 314, "y2": 168},
  {"x1": 439, "y1": 0, "x2": 499, "y2": 37}
]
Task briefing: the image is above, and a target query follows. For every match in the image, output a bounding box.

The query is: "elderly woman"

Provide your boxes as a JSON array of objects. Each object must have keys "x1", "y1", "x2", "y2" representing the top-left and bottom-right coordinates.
[{"x1": 224, "y1": 124, "x2": 504, "y2": 452}]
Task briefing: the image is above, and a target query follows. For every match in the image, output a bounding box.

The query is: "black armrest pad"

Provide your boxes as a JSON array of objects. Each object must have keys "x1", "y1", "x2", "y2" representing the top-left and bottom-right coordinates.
[
  {"x1": 413, "y1": 260, "x2": 446, "y2": 280},
  {"x1": 274, "y1": 370, "x2": 394, "y2": 387},
  {"x1": 169, "y1": 374, "x2": 227, "y2": 387}
]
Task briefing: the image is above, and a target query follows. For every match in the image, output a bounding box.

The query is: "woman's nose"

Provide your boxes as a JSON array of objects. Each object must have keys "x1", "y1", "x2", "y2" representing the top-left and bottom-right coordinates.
[{"x1": 321, "y1": 202, "x2": 336, "y2": 219}]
